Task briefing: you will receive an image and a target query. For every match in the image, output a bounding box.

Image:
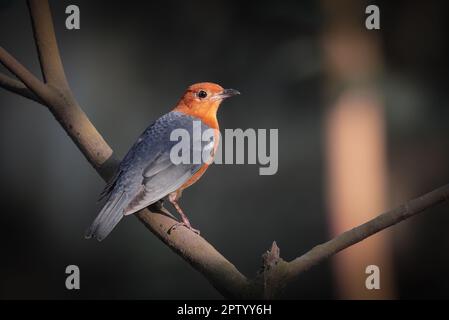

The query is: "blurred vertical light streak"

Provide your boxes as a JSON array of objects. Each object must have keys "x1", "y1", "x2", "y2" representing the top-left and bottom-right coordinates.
[{"x1": 321, "y1": 0, "x2": 395, "y2": 299}]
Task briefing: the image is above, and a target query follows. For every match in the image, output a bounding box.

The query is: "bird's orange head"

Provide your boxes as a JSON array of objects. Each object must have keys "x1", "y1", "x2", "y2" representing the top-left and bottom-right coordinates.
[{"x1": 173, "y1": 82, "x2": 240, "y2": 128}]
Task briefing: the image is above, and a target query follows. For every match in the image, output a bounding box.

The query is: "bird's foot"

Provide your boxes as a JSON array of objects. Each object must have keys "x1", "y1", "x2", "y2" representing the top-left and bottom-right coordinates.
[{"x1": 168, "y1": 222, "x2": 200, "y2": 235}]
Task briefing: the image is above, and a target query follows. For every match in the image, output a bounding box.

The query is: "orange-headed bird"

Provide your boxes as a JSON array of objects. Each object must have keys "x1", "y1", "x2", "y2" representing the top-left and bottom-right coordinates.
[{"x1": 86, "y1": 82, "x2": 240, "y2": 241}]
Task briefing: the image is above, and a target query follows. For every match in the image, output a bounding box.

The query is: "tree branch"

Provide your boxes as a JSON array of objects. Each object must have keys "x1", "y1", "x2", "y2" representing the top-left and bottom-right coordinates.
[
  {"x1": 28, "y1": 0, "x2": 69, "y2": 88},
  {"x1": 0, "y1": 72, "x2": 44, "y2": 104},
  {"x1": 0, "y1": 46, "x2": 51, "y2": 101},
  {"x1": 267, "y1": 184, "x2": 449, "y2": 295},
  {"x1": 0, "y1": 0, "x2": 448, "y2": 299},
  {"x1": 136, "y1": 205, "x2": 251, "y2": 299}
]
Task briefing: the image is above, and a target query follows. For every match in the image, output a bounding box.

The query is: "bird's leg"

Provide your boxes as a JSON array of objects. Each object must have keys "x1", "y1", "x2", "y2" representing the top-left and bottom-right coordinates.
[{"x1": 168, "y1": 192, "x2": 200, "y2": 234}]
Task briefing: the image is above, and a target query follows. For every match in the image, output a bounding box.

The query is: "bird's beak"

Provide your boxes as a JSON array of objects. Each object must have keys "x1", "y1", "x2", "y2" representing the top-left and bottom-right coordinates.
[{"x1": 214, "y1": 88, "x2": 240, "y2": 100}]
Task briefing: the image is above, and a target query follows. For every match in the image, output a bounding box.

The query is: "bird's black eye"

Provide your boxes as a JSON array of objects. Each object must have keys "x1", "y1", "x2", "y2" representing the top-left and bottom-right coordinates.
[{"x1": 198, "y1": 90, "x2": 208, "y2": 99}]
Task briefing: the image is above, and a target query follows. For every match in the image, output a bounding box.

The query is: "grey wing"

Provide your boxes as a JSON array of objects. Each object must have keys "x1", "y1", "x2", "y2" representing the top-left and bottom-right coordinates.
[
  {"x1": 124, "y1": 147, "x2": 202, "y2": 215},
  {"x1": 123, "y1": 112, "x2": 210, "y2": 215}
]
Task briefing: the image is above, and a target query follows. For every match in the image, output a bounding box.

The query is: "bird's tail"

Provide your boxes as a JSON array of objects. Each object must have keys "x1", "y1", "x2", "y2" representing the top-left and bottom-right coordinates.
[{"x1": 85, "y1": 192, "x2": 128, "y2": 241}]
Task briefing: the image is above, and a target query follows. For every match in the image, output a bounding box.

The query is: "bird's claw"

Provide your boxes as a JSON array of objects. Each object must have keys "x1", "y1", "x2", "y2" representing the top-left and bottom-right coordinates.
[{"x1": 168, "y1": 222, "x2": 200, "y2": 235}]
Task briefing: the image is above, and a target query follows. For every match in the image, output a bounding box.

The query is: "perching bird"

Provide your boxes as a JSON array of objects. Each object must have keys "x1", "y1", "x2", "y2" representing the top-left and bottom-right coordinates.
[{"x1": 85, "y1": 82, "x2": 240, "y2": 241}]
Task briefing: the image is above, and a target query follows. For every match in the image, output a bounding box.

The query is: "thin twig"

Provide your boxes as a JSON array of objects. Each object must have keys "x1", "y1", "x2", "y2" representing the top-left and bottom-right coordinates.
[
  {"x1": 0, "y1": 46, "x2": 50, "y2": 101},
  {"x1": 0, "y1": 72, "x2": 44, "y2": 104},
  {"x1": 285, "y1": 183, "x2": 449, "y2": 280}
]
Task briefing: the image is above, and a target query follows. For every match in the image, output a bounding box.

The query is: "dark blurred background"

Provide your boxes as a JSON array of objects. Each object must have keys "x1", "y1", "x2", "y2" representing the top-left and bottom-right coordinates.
[{"x1": 0, "y1": 0, "x2": 449, "y2": 299}]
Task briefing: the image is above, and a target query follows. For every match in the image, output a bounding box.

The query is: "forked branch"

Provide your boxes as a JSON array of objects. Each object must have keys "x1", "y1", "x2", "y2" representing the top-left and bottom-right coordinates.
[
  {"x1": 0, "y1": 0, "x2": 447, "y2": 299},
  {"x1": 0, "y1": 72, "x2": 42, "y2": 103}
]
